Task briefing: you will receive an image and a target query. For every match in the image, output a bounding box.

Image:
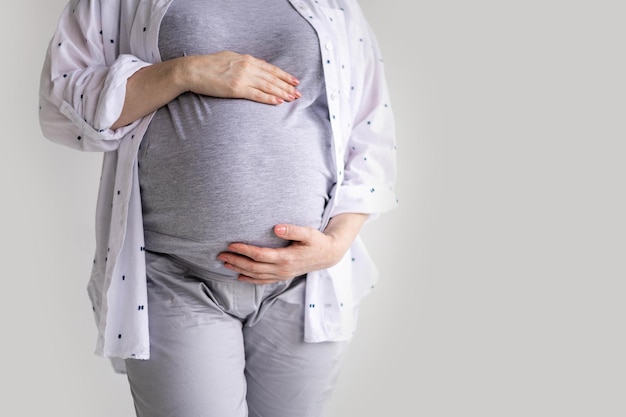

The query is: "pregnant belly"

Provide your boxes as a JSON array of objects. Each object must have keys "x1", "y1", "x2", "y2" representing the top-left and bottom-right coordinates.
[{"x1": 138, "y1": 96, "x2": 333, "y2": 275}]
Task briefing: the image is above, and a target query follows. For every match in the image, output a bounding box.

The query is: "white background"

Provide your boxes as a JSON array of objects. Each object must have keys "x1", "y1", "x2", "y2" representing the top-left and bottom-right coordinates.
[{"x1": 1, "y1": 1, "x2": 625, "y2": 416}]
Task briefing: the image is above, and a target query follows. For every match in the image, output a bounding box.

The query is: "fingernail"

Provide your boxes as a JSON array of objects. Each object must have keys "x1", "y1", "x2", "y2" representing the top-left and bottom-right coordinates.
[
  {"x1": 295, "y1": 91, "x2": 302, "y2": 99},
  {"x1": 275, "y1": 225, "x2": 287, "y2": 235},
  {"x1": 292, "y1": 77, "x2": 300, "y2": 85}
]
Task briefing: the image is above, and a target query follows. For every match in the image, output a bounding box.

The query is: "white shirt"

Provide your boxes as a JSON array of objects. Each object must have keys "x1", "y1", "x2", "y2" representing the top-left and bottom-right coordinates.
[{"x1": 39, "y1": 0, "x2": 397, "y2": 370}]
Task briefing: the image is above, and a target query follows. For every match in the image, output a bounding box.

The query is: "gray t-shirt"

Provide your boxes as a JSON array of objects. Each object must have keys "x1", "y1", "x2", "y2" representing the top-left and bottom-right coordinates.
[{"x1": 138, "y1": 0, "x2": 334, "y2": 276}]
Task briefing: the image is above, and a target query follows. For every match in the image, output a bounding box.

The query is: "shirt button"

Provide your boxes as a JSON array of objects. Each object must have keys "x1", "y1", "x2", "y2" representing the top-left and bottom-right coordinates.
[
  {"x1": 325, "y1": 42, "x2": 334, "y2": 51},
  {"x1": 331, "y1": 91, "x2": 339, "y2": 100},
  {"x1": 296, "y1": 2, "x2": 308, "y2": 10}
]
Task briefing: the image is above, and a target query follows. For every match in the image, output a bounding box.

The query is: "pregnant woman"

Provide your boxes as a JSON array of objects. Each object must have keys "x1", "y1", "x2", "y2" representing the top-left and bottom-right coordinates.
[{"x1": 39, "y1": 1, "x2": 397, "y2": 416}]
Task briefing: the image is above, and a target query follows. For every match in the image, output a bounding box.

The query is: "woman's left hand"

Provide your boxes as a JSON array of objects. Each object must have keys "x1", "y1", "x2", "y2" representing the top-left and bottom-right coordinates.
[
  {"x1": 216, "y1": 213, "x2": 368, "y2": 285},
  {"x1": 216, "y1": 224, "x2": 342, "y2": 285}
]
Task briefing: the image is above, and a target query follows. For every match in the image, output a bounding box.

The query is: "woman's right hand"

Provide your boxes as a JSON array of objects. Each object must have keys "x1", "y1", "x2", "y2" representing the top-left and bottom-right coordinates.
[
  {"x1": 182, "y1": 51, "x2": 301, "y2": 105},
  {"x1": 112, "y1": 51, "x2": 300, "y2": 130}
]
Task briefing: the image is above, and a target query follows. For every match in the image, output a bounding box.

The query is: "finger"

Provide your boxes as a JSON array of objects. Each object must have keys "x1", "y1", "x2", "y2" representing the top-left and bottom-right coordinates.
[
  {"x1": 249, "y1": 72, "x2": 301, "y2": 102},
  {"x1": 245, "y1": 88, "x2": 287, "y2": 105},
  {"x1": 222, "y1": 244, "x2": 282, "y2": 264},
  {"x1": 274, "y1": 224, "x2": 315, "y2": 243},
  {"x1": 239, "y1": 80, "x2": 298, "y2": 105},
  {"x1": 219, "y1": 249, "x2": 301, "y2": 280},
  {"x1": 222, "y1": 260, "x2": 278, "y2": 280},
  {"x1": 254, "y1": 58, "x2": 300, "y2": 86},
  {"x1": 218, "y1": 250, "x2": 281, "y2": 275},
  {"x1": 246, "y1": 58, "x2": 301, "y2": 100}
]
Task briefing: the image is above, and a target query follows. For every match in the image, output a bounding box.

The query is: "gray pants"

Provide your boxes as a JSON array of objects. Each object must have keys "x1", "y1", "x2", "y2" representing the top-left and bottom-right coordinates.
[{"x1": 125, "y1": 251, "x2": 352, "y2": 417}]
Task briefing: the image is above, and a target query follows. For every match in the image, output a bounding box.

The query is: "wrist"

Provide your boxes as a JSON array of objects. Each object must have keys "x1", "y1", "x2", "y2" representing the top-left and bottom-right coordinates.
[
  {"x1": 170, "y1": 56, "x2": 194, "y2": 94},
  {"x1": 325, "y1": 232, "x2": 351, "y2": 266},
  {"x1": 323, "y1": 213, "x2": 368, "y2": 264}
]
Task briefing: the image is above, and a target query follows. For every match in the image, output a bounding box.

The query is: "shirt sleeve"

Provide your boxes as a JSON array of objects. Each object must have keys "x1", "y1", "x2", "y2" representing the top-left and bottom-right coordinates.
[
  {"x1": 38, "y1": 0, "x2": 151, "y2": 152},
  {"x1": 330, "y1": 2, "x2": 399, "y2": 218}
]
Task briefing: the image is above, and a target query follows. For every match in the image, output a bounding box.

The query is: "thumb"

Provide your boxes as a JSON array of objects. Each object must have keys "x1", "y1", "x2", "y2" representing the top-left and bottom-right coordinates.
[{"x1": 274, "y1": 224, "x2": 312, "y2": 243}]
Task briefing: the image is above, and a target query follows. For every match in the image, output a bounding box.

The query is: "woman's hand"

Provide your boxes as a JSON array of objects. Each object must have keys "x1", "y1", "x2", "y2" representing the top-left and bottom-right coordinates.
[
  {"x1": 183, "y1": 51, "x2": 301, "y2": 105},
  {"x1": 217, "y1": 213, "x2": 368, "y2": 285},
  {"x1": 112, "y1": 51, "x2": 300, "y2": 129}
]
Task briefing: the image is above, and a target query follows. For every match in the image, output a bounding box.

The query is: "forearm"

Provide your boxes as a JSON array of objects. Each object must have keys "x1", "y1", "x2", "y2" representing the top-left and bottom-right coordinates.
[
  {"x1": 111, "y1": 52, "x2": 301, "y2": 130},
  {"x1": 324, "y1": 212, "x2": 368, "y2": 262},
  {"x1": 111, "y1": 57, "x2": 188, "y2": 130}
]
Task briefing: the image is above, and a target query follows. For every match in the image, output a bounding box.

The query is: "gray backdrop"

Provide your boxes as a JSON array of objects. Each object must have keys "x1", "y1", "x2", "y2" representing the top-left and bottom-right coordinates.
[{"x1": 1, "y1": 0, "x2": 624, "y2": 416}]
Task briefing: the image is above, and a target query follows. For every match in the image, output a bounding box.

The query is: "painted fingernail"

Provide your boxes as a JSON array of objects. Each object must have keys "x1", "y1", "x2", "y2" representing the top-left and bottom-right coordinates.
[{"x1": 295, "y1": 91, "x2": 302, "y2": 98}]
